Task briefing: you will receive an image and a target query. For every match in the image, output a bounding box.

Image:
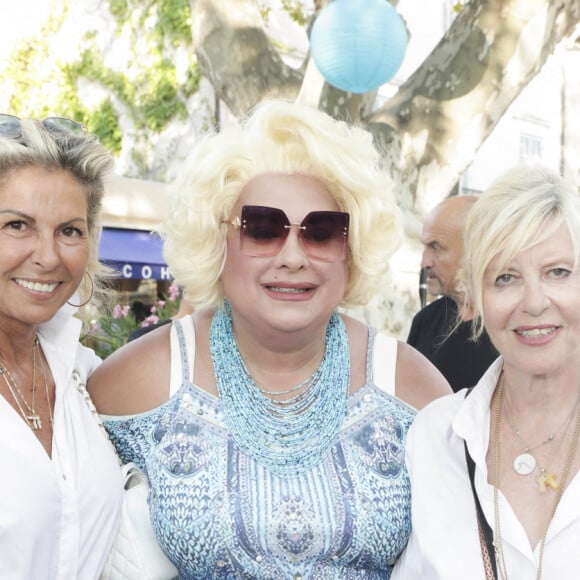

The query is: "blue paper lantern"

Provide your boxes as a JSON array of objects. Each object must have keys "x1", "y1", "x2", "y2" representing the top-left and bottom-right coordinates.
[{"x1": 310, "y1": 0, "x2": 408, "y2": 94}]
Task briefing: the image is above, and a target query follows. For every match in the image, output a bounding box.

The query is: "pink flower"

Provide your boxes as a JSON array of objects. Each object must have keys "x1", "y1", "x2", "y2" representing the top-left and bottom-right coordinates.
[
  {"x1": 113, "y1": 304, "x2": 130, "y2": 319},
  {"x1": 141, "y1": 315, "x2": 160, "y2": 327},
  {"x1": 168, "y1": 282, "x2": 180, "y2": 302}
]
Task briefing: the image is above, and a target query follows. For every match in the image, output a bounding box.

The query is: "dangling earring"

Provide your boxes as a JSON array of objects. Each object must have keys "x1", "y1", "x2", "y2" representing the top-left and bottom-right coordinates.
[{"x1": 67, "y1": 272, "x2": 95, "y2": 308}]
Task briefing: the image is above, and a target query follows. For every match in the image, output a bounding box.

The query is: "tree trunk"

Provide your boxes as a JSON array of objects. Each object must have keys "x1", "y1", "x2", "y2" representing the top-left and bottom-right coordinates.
[
  {"x1": 191, "y1": 0, "x2": 303, "y2": 117},
  {"x1": 192, "y1": 0, "x2": 579, "y2": 209}
]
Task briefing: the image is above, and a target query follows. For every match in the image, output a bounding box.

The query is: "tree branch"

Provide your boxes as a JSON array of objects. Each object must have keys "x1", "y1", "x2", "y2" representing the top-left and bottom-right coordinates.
[{"x1": 367, "y1": 0, "x2": 580, "y2": 211}]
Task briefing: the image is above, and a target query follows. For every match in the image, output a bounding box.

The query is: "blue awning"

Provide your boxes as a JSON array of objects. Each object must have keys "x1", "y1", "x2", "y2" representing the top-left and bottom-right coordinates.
[{"x1": 99, "y1": 228, "x2": 172, "y2": 280}]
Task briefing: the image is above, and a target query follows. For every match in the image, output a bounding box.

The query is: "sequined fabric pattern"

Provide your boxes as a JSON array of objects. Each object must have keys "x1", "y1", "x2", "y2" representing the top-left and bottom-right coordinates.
[
  {"x1": 105, "y1": 384, "x2": 413, "y2": 579},
  {"x1": 104, "y1": 324, "x2": 414, "y2": 578}
]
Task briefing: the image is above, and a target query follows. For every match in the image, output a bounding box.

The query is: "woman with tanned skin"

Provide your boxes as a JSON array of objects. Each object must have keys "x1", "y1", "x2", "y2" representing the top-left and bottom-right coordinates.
[{"x1": 0, "y1": 115, "x2": 121, "y2": 579}]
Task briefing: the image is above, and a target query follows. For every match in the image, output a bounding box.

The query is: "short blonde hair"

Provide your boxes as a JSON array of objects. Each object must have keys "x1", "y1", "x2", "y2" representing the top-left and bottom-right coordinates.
[
  {"x1": 459, "y1": 165, "x2": 580, "y2": 338},
  {"x1": 160, "y1": 100, "x2": 401, "y2": 309},
  {"x1": 0, "y1": 118, "x2": 114, "y2": 307}
]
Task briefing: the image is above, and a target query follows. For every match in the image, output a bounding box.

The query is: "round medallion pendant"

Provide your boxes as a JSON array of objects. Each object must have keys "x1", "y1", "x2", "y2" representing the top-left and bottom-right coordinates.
[{"x1": 513, "y1": 452, "x2": 536, "y2": 475}]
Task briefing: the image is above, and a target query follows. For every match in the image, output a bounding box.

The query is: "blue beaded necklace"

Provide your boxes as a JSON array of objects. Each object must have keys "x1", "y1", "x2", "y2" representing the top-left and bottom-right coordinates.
[{"x1": 210, "y1": 302, "x2": 350, "y2": 477}]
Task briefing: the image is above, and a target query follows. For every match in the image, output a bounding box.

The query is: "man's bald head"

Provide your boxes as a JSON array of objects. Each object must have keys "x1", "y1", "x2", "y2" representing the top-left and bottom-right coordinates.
[{"x1": 421, "y1": 195, "x2": 478, "y2": 301}]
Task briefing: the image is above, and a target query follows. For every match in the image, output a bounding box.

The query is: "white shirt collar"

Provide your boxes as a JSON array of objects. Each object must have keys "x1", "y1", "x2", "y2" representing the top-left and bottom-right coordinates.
[{"x1": 453, "y1": 357, "x2": 503, "y2": 466}]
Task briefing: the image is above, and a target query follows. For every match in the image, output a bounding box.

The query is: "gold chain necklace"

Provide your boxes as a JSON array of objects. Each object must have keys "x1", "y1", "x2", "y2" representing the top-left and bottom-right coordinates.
[
  {"x1": 503, "y1": 391, "x2": 579, "y2": 484},
  {"x1": 39, "y1": 348, "x2": 53, "y2": 426},
  {"x1": 493, "y1": 375, "x2": 580, "y2": 580},
  {"x1": 0, "y1": 337, "x2": 42, "y2": 430}
]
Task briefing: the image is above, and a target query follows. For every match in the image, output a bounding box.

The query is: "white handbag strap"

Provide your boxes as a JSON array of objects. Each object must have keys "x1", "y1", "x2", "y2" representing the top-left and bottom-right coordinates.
[
  {"x1": 372, "y1": 332, "x2": 398, "y2": 396},
  {"x1": 74, "y1": 369, "x2": 121, "y2": 464}
]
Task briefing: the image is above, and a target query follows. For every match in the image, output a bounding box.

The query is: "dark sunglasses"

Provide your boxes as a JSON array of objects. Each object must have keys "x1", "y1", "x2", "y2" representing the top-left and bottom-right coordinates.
[
  {"x1": 0, "y1": 113, "x2": 87, "y2": 139},
  {"x1": 227, "y1": 205, "x2": 350, "y2": 262}
]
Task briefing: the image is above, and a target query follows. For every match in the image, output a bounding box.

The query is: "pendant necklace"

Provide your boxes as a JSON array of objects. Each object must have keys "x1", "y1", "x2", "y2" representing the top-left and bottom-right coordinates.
[
  {"x1": 493, "y1": 376, "x2": 580, "y2": 580},
  {"x1": 0, "y1": 337, "x2": 42, "y2": 430},
  {"x1": 504, "y1": 387, "x2": 579, "y2": 487}
]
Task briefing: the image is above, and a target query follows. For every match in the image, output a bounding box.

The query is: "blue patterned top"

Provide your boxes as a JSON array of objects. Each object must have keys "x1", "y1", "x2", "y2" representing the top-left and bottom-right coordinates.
[{"x1": 104, "y1": 323, "x2": 415, "y2": 579}]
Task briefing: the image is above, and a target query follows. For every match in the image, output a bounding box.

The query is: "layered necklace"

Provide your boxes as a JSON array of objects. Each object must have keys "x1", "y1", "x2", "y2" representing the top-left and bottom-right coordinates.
[
  {"x1": 492, "y1": 376, "x2": 580, "y2": 580},
  {"x1": 0, "y1": 337, "x2": 52, "y2": 431},
  {"x1": 210, "y1": 302, "x2": 350, "y2": 477},
  {"x1": 504, "y1": 389, "x2": 579, "y2": 491}
]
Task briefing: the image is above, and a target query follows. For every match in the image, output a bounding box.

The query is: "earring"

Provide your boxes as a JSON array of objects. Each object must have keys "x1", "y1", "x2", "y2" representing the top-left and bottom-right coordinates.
[{"x1": 67, "y1": 272, "x2": 95, "y2": 308}]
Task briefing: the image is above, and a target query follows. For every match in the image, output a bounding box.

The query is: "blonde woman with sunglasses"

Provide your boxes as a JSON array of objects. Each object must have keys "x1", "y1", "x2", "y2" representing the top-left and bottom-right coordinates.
[
  {"x1": 89, "y1": 100, "x2": 450, "y2": 578},
  {"x1": 0, "y1": 115, "x2": 121, "y2": 578}
]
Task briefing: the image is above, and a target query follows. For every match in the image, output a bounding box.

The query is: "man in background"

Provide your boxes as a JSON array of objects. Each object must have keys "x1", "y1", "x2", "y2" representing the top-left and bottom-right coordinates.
[{"x1": 407, "y1": 195, "x2": 498, "y2": 392}]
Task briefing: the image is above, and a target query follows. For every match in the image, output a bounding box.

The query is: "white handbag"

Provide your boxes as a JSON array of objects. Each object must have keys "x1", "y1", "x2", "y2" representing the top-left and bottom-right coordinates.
[
  {"x1": 99, "y1": 462, "x2": 179, "y2": 580},
  {"x1": 75, "y1": 371, "x2": 178, "y2": 580}
]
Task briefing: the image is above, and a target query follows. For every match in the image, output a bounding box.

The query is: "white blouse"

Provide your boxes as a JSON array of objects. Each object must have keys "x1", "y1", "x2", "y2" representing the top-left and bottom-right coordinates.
[
  {"x1": 0, "y1": 305, "x2": 122, "y2": 579},
  {"x1": 392, "y1": 357, "x2": 580, "y2": 580}
]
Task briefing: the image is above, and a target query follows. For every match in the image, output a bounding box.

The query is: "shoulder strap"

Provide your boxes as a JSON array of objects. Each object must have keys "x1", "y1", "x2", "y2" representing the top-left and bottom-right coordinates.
[
  {"x1": 463, "y1": 387, "x2": 497, "y2": 579},
  {"x1": 74, "y1": 370, "x2": 121, "y2": 465},
  {"x1": 372, "y1": 332, "x2": 397, "y2": 396},
  {"x1": 169, "y1": 316, "x2": 196, "y2": 396}
]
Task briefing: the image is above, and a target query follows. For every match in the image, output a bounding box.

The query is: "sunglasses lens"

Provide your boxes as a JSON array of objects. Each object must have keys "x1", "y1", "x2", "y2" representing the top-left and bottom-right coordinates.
[
  {"x1": 240, "y1": 206, "x2": 288, "y2": 257},
  {"x1": 43, "y1": 117, "x2": 87, "y2": 135},
  {"x1": 237, "y1": 206, "x2": 349, "y2": 261},
  {"x1": 0, "y1": 114, "x2": 22, "y2": 139},
  {"x1": 302, "y1": 211, "x2": 349, "y2": 261}
]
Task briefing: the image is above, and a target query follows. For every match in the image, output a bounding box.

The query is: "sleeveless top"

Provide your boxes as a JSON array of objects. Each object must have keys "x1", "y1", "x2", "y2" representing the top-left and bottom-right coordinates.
[{"x1": 104, "y1": 316, "x2": 415, "y2": 579}]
